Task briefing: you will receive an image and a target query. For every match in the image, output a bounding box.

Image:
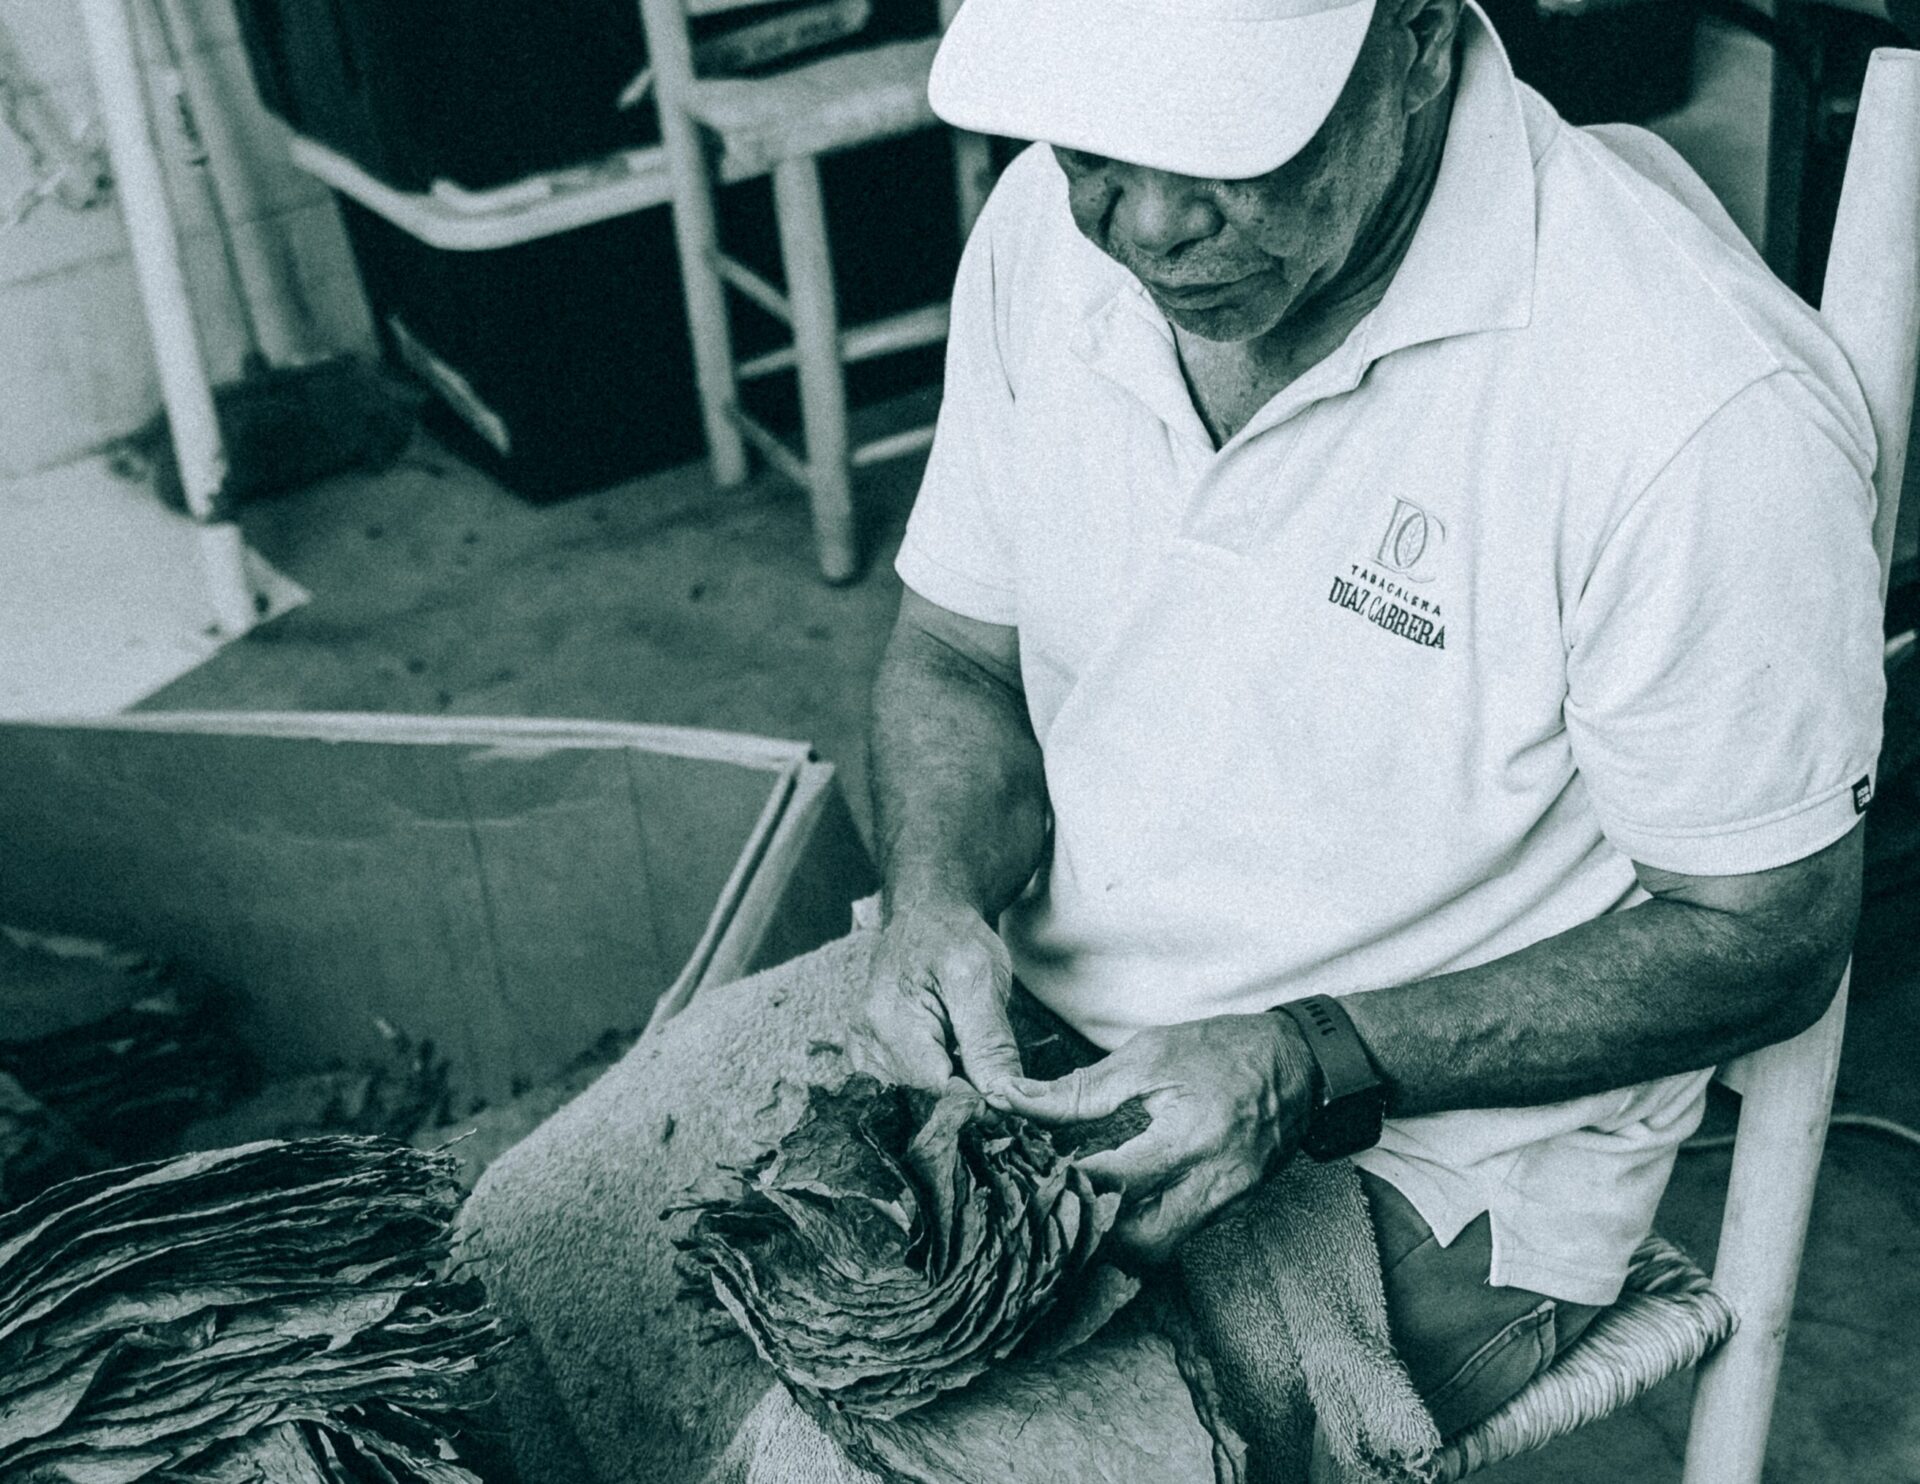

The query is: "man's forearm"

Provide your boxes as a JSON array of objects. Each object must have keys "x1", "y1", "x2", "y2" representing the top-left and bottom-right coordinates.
[
  {"x1": 870, "y1": 625, "x2": 1049, "y2": 920},
  {"x1": 1340, "y1": 829, "x2": 1861, "y2": 1116}
]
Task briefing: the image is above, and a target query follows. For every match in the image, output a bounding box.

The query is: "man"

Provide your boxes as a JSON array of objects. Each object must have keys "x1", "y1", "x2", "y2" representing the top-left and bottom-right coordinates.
[{"x1": 855, "y1": 0, "x2": 1886, "y2": 1439}]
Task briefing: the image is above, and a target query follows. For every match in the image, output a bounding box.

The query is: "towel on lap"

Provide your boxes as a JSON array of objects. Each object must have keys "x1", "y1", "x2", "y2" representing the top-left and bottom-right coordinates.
[{"x1": 459, "y1": 932, "x2": 1440, "y2": 1484}]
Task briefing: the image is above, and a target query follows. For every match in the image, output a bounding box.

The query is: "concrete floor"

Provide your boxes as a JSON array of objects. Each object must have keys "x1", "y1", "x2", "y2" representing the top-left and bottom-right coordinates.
[{"x1": 146, "y1": 427, "x2": 1920, "y2": 1482}]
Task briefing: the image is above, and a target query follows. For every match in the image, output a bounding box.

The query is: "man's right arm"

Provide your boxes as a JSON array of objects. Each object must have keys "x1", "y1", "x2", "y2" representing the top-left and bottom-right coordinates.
[{"x1": 855, "y1": 587, "x2": 1050, "y2": 1094}]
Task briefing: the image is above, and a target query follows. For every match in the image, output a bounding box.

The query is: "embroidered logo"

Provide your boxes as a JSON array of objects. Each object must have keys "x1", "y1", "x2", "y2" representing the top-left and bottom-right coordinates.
[
  {"x1": 1854, "y1": 775, "x2": 1874, "y2": 814},
  {"x1": 1326, "y1": 497, "x2": 1448, "y2": 650},
  {"x1": 1373, "y1": 497, "x2": 1446, "y2": 582}
]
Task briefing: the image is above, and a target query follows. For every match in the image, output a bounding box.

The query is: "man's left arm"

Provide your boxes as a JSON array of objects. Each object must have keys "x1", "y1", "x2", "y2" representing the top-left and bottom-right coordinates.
[
  {"x1": 1342, "y1": 828, "x2": 1860, "y2": 1117},
  {"x1": 1000, "y1": 829, "x2": 1860, "y2": 1261}
]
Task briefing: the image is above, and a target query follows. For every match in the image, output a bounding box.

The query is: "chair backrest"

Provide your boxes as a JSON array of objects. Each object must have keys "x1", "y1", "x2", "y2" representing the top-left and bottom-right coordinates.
[
  {"x1": 1683, "y1": 43, "x2": 1920, "y2": 1484},
  {"x1": 637, "y1": 0, "x2": 951, "y2": 100},
  {"x1": 637, "y1": 0, "x2": 855, "y2": 108}
]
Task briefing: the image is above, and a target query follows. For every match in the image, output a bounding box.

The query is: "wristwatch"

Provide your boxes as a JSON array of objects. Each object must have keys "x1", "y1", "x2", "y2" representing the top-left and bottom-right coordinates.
[{"x1": 1269, "y1": 995, "x2": 1388, "y2": 1162}]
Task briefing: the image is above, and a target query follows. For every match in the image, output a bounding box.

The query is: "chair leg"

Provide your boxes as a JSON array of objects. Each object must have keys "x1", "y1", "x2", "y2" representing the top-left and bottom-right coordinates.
[
  {"x1": 951, "y1": 130, "x2": 994, "y2": 243},
  {"x1": 771, "y1": 154, "x2": 857, "y2": 584},
  {"x1": 1682, "y1": 974, "x2": 1848, "y2": 1484},
  {"x1": 662, "y1": 118, "x2": 748, "y2": 487}
]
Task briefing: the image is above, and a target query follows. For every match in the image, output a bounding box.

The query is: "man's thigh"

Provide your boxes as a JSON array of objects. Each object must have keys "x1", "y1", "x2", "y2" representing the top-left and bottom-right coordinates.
[{"x1": 1361, "y1": 1170, "x2": 1601, "y2": 1440}]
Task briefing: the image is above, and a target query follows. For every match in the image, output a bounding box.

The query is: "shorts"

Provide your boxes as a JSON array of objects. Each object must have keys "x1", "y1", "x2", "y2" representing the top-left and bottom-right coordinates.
[{"x1": 1364, "y1": 1169, "x2": 1602, "y2": 1440}]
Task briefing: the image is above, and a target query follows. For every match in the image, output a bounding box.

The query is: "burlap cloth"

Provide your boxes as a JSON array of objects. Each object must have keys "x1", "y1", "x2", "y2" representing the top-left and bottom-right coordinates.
[{"x1": 457, "y1": 931, "x2": 1441, "y2": 1484}]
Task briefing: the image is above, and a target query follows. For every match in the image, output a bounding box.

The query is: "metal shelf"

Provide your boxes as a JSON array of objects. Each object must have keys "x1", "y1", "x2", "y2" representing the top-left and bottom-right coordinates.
[{"x1": 287, "y1": 135, "x2": 674, "y2": 252}]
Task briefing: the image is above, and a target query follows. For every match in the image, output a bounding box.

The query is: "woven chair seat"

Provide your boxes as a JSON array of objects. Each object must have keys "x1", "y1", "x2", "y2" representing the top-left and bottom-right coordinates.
[
  {"x1": 687, "y1": 37, "x2": 942, "y2": 182},
  {"x1": 1431, "y1": 1234, "x2": 1736, "y2": 1480}
]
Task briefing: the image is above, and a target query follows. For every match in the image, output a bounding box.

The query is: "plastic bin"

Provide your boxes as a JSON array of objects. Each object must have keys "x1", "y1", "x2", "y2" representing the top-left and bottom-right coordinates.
[
  {"x1": 335, "y1": 123, "x2": 966, "y2": 501},
  {"x1": 234, "y1": 0, "x2": 657, "y2": 191},
  {"x1": 339, "y1": 198, "x2": 708, "y2": 499}
]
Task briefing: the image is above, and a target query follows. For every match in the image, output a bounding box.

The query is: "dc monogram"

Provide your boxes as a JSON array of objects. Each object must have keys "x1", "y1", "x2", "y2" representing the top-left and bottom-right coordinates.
[
  {"x1": 1325, "y1": 495, "x2": 1449, "y2": 650},
  {"x1": 1375, "y1": 497, "x2": 1446, "y2": 582}
]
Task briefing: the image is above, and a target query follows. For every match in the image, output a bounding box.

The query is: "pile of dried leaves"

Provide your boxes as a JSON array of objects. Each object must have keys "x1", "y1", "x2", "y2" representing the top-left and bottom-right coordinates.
[
  {"x1": 674, "y1": 1075, "x2": 1139, "y2": 1425},
  {"x1": 0, "y1": 1136, "x2": 505, "y2": 1483},
  {"x1": 0, "y1": 1075, "x2": 103, "y2": 1212},
  {"x1": 0, "y1": 975, "x2": 251, "y2": 1164}
]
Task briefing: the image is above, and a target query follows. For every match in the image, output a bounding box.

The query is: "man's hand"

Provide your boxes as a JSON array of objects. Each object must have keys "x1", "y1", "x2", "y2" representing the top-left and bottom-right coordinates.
[
  {"x1": 851, "y1": 902, "x2": 1025, "y2": 1095},
  {"x1": 996, "y1": 1012, "x2": 1317, "y2": 1264}
]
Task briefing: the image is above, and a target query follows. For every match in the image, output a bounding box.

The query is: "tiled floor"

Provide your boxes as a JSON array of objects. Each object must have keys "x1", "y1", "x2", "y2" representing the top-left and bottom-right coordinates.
[{"x1": 134, "y1": 420, "x2": 1920, "y2": 1482}]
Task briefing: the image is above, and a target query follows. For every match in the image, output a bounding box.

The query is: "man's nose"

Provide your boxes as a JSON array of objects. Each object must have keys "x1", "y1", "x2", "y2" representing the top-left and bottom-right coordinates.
[{"x1": 1107, "y1": 166, "x2": 1221, "y2": 260}]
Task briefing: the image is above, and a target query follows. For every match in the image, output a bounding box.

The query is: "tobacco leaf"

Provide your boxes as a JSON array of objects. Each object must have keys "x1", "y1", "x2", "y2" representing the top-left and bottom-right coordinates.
[
  {"x1": 0, "y1": 1137, "x2": 504, "y2": 1484},
  {"x1": 674, "y1": 1075, "x2": 1139, "y2": 1425}
]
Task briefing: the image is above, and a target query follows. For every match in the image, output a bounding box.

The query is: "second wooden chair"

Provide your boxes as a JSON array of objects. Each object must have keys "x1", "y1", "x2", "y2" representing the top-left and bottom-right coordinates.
[{"x1": 637, "y1": 0, "x2": 991, "y2": 583}]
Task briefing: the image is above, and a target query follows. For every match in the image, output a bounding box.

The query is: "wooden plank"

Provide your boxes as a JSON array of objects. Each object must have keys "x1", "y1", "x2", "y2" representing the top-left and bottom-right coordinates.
[
  {"x1": 1687, "y1": 975, "x2": 1848, "y2": 1483},
  {"x1": 713, "y1": 250, "x2": 794, "y2": 324},
  {"x1": 728, "y1": 404, "x2": 815, "y2": 489},
  {"x1": 774, "y1": 154, "x2": 857, "y2": 583},
  {"x1": 1815, "y1": 44, "x2": 1920, "y2": 602},
  {"x1": 852, "y1": 424, "x2": 936, "y2": 467},
  {"x1": 736, "y1": 298, "x2": 948, "y2": 380}
]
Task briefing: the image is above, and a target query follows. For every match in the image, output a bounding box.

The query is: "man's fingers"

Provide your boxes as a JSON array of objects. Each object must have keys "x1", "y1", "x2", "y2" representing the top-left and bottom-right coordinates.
[
  {"x1": 948, "y1": 997, "x2": 1024, "y2": 1095},
  {"x1": 853, "y1": 988, "x2": 953, "y2": 1091},
  {"x1": 869, "y1": 1028, "x2": 953, "y2": 1091},
  {"x1": 1072, "y1": 1119, "x2": 1186, "y2": 1193},
  {"x1": 998, "y1": 1057, "x2": 1133, "y2": 1126},
  {"x1": 1113, "y1": 1174, "x2": 1211, "y2": 1265}
]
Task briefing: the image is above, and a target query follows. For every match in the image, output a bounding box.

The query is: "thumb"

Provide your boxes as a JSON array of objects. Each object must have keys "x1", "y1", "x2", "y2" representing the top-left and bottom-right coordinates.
[
  {"x1": 998, "y1": 1058, "x2": 1132, "y2": 1126},
  {"x1": 1074, "y1": 1119, "x2": 1182, "y2": 1190},
  {"x1": 1110, "y1": 1166, "x2": 1209, "y2": 1264}
]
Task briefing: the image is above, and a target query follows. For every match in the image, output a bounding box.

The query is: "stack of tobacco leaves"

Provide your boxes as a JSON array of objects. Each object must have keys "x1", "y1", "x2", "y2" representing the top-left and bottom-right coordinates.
[
  {"x1": 0, "y1": 1136, "x2": 505, "y2": 1483},
  {"x1": 674, "y1": 1075, "x2": 1140, "y2": 1426}
]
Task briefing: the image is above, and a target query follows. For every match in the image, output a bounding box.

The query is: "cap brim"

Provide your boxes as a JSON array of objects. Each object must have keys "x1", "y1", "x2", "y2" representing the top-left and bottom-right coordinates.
[{"x1": 930, "y1": 0, "x2": 1377, "y2": 180}]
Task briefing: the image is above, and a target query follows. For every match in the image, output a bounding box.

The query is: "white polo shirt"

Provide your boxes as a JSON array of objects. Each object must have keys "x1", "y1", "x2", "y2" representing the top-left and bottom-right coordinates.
[{"x1": 895, "y1": 8, "x2": 1885, "y2": 1305}]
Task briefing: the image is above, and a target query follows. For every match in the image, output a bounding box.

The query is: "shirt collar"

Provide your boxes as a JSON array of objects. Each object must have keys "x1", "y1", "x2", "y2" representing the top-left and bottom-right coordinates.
[
  {"x1": 1069, "y1": 0, "x2": 1538, "y2": 434},
  {"x1": 1359, "y1": 0, "x2": 1537, "y2": 362}
]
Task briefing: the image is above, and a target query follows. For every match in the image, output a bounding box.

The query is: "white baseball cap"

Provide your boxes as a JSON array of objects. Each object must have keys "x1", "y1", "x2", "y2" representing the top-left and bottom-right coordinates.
[{"x1": 928, "y1": 0, "x2": 1379, "y2": 180}]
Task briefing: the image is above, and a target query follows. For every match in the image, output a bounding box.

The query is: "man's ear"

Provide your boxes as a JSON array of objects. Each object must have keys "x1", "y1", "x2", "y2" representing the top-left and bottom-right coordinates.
[{"x1": 1397, "y1": 0, "x2": 1465, "y2": 114}]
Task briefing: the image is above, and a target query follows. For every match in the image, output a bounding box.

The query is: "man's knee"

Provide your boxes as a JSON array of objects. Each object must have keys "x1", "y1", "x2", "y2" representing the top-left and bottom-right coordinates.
[{"x1": 1361, "y1": 1171, "x2": 1600, "y2": 1439}]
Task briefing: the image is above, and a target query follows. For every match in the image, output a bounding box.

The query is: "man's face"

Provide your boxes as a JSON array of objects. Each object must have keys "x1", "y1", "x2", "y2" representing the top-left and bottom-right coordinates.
[{"x1": 1052, "y1": 17, "x2": 1413, "y2": 343}]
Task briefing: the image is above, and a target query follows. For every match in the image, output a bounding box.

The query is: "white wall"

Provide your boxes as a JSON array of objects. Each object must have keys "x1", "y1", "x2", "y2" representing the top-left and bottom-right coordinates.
[{"x1": 0, "y1": 0, "x2": 375, "y2": 480}]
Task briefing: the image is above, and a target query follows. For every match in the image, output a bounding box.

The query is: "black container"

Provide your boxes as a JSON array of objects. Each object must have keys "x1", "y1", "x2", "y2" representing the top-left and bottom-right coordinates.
[
  {"x1": 340, "y1": 199, "x2": 707, "y2": 499},
  {"x1": 234, "y1": 0, "x2": 655, "y2": 191},
  {"x1": 336, "y1": 122, "x2": 965, "y2": 502}
]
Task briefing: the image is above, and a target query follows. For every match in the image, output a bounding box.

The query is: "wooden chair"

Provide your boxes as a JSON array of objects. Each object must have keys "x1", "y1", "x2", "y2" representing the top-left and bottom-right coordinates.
[
  {"x1": 1430, "y1": 43, "x2": 1920, "y2": 1484},
  {"x1": 637, "y1": 0, "x2": 991, "y2": 583}
]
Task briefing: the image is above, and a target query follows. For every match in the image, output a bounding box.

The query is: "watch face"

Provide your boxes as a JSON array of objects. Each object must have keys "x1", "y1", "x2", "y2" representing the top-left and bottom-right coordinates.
[{"x1": 1308, "y1": 1087, "x2": 1388, "y2": 1161}]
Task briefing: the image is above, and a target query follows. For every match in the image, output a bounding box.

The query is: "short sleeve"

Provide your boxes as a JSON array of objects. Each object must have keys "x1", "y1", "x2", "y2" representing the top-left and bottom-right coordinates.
[
  {"x1": 1564, "y1": 371, "x2": 1885, "y2": 876},
  {"x1": 893, "y1": 180, "x2": 1023, "y2": 625}
]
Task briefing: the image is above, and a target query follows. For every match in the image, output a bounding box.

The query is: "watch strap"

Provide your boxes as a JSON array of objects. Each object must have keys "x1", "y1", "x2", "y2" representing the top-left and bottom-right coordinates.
[{"x1": 1271, "y1": 994, "x2": 1386, "y2": 1161}]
